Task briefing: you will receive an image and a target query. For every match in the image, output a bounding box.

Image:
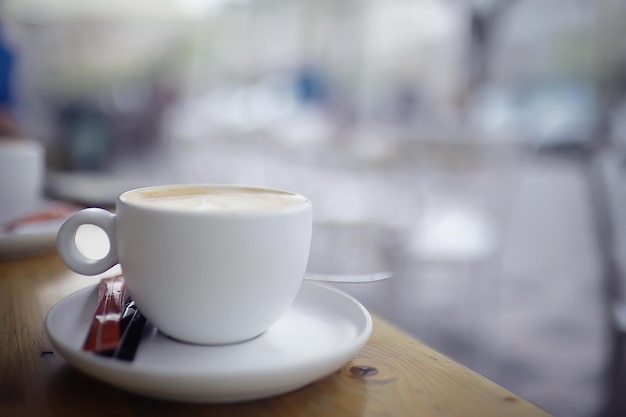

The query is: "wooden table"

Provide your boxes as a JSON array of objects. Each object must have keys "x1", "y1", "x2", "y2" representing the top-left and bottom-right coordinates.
[{"x1": 0, "y1": 253, "x2": 551, "y2": 417}]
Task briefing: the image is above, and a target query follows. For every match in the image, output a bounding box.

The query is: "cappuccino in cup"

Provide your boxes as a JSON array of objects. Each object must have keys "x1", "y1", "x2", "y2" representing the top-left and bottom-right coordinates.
[
  {"x1": 124, "y1": 186, "x2": 308, "y2": 212},
  {"x1": 57, "y1": 184, "x2": 312, "y2": 345}
]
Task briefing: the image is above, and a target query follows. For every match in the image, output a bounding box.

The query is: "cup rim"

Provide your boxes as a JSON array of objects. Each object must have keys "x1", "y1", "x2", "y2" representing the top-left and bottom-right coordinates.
[
  {"x1": 0, "y1": 138, "x2": 43, "y2": 154},
  {"x1": 118, "y1": 183, "x2": 312, "y2": 216}
]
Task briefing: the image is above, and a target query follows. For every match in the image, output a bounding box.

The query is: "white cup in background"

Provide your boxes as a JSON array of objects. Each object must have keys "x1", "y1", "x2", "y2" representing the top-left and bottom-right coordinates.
[{"x1": 0, "y1": 139, "x2": 44, "y2": 225}]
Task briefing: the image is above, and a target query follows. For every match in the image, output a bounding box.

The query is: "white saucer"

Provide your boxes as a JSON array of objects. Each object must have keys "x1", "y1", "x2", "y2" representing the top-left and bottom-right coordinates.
[
  {"x1": 0, "y1": 200, "x2": 75, "y2": 259},
  {"x1": 0, "y1": 219, "x2": 64, "y2": 259},
  {"x1": 45, "y1": 281, "x2": 372, "y2": 403}
]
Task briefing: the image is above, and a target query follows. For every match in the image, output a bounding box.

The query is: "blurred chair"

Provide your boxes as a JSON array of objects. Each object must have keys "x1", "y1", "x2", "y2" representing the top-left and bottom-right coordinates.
[
  {"x1": 392, "y1": 139, "x2": 526, "y2": 372},
  {"x1": 587, "y1": 144, "x2": 626, "y2": 417}
]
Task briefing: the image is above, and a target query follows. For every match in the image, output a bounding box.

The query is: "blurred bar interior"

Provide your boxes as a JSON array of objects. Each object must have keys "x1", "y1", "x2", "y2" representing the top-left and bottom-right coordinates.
[{"x1": 2, "y1": 0, "x2": 626, "y2": 416}]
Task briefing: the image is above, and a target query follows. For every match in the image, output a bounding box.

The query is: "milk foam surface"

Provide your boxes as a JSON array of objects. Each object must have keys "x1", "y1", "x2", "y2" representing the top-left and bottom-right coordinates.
[{"x1": 124, "y1": 186, "x2": 308, "y2": 212}]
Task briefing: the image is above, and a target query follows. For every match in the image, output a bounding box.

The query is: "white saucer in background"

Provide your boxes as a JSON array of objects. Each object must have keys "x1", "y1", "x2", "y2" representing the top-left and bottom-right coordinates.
[
  {"x1": 45, "y1": 281, "x2": 373, "y2": 403},
  {"x1": 0, "y1": 218, "x2": 64, "y2": 259},
  {"x1": 0, "y1": 201, "x2": 77, "y2": 260}
]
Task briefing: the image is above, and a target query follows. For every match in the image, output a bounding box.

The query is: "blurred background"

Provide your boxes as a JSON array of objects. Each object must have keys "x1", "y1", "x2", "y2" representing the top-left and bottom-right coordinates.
[{"x1": 2, "y1": 0, "x2": 626, "y2": 415}]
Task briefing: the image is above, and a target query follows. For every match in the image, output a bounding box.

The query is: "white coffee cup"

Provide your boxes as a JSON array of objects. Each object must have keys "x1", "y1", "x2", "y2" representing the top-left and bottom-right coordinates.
[
  {"x1": 0, "y1": 139, "x2": 44, "y2": 225},
  {"x1": 56, "y1": 184, "x2": 313, "y2": 345}
]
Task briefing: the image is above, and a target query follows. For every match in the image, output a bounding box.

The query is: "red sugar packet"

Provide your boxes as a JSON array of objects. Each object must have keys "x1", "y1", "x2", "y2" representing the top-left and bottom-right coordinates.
[{"x1": 83, "y1": 275, "x2": 128, "y2": 353}]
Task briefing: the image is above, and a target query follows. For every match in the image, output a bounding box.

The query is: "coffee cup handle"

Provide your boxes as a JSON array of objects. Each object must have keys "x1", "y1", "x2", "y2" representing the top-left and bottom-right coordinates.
[{"x1": 56, "y1": 208, "x2": 119, "y2": 276}]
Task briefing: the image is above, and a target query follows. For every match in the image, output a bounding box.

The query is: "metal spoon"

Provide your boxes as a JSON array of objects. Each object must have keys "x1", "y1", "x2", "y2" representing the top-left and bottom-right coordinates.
[{"x1": 304, "y1": 271, "x2": 392, "y2": 283}]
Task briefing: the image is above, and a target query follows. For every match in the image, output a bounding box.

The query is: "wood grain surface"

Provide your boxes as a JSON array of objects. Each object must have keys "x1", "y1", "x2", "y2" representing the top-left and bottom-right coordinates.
[{"x1": 0, "y1": 253, "x2": 552, "y2": 417}]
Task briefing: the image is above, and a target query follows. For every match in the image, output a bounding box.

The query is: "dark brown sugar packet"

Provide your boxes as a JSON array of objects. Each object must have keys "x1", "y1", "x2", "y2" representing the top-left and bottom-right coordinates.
[
  {"x1": 83, "y1": 275, "x2": 127, "y2": 353},
  {"x1": 103, "y1": 300, "x2": 147, "y2": 361}
]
